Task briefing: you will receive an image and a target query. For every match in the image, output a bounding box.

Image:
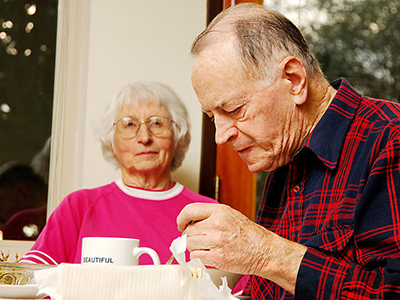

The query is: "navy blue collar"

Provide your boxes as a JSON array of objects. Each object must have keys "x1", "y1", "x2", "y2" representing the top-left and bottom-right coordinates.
[{"x1": 304, "y1": 78, "x2": 362, "y2": 169}]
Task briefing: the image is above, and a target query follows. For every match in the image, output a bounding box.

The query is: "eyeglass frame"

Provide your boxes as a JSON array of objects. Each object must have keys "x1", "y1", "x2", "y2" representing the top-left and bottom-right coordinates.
[{"x1": 113, "y1": 116, "x2": 176, "y2": 138}]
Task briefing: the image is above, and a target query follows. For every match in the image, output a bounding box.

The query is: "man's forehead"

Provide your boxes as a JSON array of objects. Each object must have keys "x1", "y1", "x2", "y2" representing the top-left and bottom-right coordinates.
[
  {"x1": 194, "y1": 25, "x2": 234, "y2": 54},
  {"x1": 192, "y1": 47, "x2": 244, "y2": 86},
  {"x1": 193, "y1": 48, "x2": 231, "y2": 74},
  {"x1": 193, "y1": 31, "x2": 237, "y2": 65},
  {"x1": 199, "y1": 86, "x2": 249, "y2": 114},
  {"x1": 191, "y1": 33, "x2": 250, "y2": 112}
]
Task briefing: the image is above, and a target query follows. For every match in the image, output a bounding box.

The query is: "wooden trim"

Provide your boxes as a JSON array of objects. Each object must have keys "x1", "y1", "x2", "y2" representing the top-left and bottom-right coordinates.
[
  {"x1": 234, "y1": 0, "x2": 263, "y2": 4},
  {"x1": 199, "y1": 0, "x2": 263, "y2": 204},
  {"x1": 199, "y1": 114, "x2": 217, "y2": 198},
  {"x1": 224, "y1": 0, "x2": 263, "y2": 9},
  {"x1": 207, "y1": 0, "x2": 224, "y2": 23},
  {"x1": 216, "y1": 144, "x2": 257, "y2": 219},
  {"x1": 198, "y1": 0, "x2": 223, "y2": 198}
]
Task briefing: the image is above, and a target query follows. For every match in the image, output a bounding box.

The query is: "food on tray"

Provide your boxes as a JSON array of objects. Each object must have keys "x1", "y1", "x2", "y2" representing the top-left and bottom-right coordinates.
[
  {"x1": 0, "y1": 262, "x2": 54, "y2": 285},
  {"x1": 0, "y1": 249, "x2": 19, "y2": 263},
  {"x1": 191, "y1": 267, "x2": 203, "y2": 278},
  {"x1": 0, "y1": 265, "x2": 33, "y2": 285}
]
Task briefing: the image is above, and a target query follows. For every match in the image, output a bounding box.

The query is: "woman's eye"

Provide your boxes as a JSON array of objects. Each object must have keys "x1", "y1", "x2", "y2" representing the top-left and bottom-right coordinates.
[
  {"x1": 149, "y1": 118, "x2": 163, "y2": 127},
  {"x1": 124, "y1": 120, "x2": 137, "y2": 128},
  {"x1": 151, "y1": 121, "x2": 161, "y2": 127}
]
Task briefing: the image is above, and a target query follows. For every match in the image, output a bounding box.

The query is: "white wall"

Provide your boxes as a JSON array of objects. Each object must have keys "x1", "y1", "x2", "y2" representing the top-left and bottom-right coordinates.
[
  {"x1": 80, "y1": 1, "x2": 207, "y2": 192},
  {"x1": 48, "y1": 0, "x2": 207, "y2": 213}
]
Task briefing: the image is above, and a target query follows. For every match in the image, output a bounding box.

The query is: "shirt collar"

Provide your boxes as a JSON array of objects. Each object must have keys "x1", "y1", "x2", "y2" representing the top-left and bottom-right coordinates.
[
  {"x1": 114, "y1": 178, "x2": 184, "y2": 200},
  {"x1": 303, "y1": 78, "x2": 362, "y2": 169}
]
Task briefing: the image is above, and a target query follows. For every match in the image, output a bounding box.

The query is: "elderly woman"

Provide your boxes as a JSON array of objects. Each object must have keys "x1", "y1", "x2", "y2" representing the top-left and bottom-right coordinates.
[{"x1": 21, "y1": 81, "x2": 216, "y2": 265}]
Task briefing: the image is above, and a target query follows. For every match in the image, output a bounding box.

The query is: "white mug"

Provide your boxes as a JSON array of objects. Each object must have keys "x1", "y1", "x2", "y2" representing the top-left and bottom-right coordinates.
[{"x1": 81, "y1": 237, "x2": 160, "y2": 266}]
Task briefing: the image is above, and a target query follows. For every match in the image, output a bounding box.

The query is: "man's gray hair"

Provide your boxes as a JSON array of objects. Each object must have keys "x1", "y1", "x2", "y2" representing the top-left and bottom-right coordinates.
[
  {"x1": 97, "y1": 81, "x2": 191, "y2": 171},
  {"x1": 191, "y1": 3, "x2": 322, "y2": 84}
]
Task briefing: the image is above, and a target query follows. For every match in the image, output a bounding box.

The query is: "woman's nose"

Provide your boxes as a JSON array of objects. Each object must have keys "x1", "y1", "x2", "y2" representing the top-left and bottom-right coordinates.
[{"x1": 136, "y1": 123, "x2": 151, "y2": 143}]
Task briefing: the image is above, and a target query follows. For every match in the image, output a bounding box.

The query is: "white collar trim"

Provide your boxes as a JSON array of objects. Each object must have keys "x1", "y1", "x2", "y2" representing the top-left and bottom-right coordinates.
[{"x1": 115, "y1": 178, "x2": 184, "y2": 200}]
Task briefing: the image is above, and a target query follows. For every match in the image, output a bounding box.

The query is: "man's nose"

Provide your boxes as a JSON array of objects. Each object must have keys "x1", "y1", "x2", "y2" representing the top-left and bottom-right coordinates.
[{"x1": 214, "y1": 116, "x2": 237, "y2": 145}]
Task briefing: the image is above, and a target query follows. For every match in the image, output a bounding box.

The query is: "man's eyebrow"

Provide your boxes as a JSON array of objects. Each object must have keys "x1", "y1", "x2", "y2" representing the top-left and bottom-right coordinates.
[{"x1": 201, "y1": 103, "x2": 225, "y2": 114}]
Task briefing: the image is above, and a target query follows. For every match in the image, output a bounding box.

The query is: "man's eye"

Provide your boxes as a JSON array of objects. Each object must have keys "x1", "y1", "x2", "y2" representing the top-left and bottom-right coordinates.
[{"x1": 227, "y1": 107, "x2": 241, "y2": 116}]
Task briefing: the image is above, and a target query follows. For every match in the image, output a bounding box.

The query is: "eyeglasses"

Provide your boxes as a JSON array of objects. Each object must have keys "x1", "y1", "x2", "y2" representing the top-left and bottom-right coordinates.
[{"x1": 113, "y1": 116, "x2": 175, "y2": 138}]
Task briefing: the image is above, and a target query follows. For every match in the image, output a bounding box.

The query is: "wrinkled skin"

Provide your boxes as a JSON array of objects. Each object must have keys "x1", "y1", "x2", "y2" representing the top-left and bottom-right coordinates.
[
  {"x1": 181, "y1": 25, "x2": 336, "y2": 295},
  {"x1": 112, "y1": 100, "x2": 177, "y2": 190},
  {"x1": 177, "y1": 203, "x2": 307, "y2": 295}
]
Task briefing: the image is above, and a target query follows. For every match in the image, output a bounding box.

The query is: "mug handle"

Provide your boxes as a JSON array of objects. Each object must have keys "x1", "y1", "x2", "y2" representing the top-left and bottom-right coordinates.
[{"x1": 133, "y1": 247, "x2": 160, "y2": 265}]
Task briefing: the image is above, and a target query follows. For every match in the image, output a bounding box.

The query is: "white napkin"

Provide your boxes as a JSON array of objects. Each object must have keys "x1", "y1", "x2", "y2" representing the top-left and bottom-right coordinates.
[
  {"x1": 169, "y1": 233, "x2": 236, "y2": 300},
  {"x1": 169, "y1": 232, "x2": 190, "y2": 271},
  {"x1": 34, "y1": 235, "x2": 237, "y2": 300}
]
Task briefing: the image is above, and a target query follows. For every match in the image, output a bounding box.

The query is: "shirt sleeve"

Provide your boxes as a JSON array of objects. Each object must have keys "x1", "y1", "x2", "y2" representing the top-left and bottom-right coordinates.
[
  {"x1": 295, "y1": 136, "x2": 400, "y2": 299},
  {"x1": 20, "y1": 192, "x2": 85, "y2": 265}
]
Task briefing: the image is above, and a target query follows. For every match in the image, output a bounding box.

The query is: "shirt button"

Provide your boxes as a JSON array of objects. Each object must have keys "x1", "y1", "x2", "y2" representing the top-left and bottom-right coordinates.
[{"x1": 293, "y1": 185, "x2": 300, "y2": 193}]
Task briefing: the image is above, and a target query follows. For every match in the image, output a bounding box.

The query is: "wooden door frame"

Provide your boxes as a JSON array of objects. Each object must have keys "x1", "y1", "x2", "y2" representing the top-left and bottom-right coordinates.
[
  {"x1": 198, "y1": 0, "x2": 222, "y2": 200},
  {"x1": 198, "y1": 0, "x2": 262, "y2": 220}
]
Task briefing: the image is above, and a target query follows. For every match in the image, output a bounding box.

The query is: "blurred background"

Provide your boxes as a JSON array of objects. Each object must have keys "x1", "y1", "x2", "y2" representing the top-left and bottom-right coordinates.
[{"x1": 0, "y1": 0, "x2": 398, "y2": 239}]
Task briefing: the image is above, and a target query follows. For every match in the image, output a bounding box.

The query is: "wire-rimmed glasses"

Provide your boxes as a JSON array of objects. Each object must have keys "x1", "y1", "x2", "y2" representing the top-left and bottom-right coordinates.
[{"x1": 113, "y1": 116, "x2": 175, "y2": 138}]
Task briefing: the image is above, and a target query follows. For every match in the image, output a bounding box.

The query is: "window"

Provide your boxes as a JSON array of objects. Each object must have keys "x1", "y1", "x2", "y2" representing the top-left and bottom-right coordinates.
[
  {"x1": 0, "y1": 0, "x2": 58, "y2": 240},
  {"x1": 256, "y1": 0, "x2": 399, "y2": 208},
  {"x1": 264, "y1": 0, "x2": 399, "y2": 101}
]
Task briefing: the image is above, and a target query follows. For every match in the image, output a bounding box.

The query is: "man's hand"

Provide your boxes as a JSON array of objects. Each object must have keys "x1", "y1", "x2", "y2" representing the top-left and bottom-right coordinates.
[{"x1": 177, "y1": 203, "x2": 307, "y2": 295}]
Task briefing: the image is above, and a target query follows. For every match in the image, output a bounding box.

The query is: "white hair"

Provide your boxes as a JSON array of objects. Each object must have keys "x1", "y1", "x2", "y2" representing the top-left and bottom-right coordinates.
[{"x1": 96, "y1": 82, "x2": 191, "y2": 171}]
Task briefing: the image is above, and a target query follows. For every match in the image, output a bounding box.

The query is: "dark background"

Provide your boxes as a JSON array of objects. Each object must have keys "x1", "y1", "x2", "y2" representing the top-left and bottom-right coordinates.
[{"x1": 0, "y1": 0, "x2": 58, "y2": 166}]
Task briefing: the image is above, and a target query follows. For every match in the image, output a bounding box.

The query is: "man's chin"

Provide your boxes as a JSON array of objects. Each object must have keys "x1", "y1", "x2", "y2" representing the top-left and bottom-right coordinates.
[
  {"x1": 242, "y1": 156, "x2": 275, "y2": 173},
  {"x1": 238, "y1": 150, "x2": 274, "y2": 173},
  {"x1": 244, "y1": 161, "x2": 265, "y2": 174}
]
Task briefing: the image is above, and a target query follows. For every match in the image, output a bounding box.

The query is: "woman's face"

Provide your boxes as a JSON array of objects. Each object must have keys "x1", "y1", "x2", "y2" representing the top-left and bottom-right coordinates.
[{"x1": 112, "y1": 100, "x2": 176, "y2": 177}]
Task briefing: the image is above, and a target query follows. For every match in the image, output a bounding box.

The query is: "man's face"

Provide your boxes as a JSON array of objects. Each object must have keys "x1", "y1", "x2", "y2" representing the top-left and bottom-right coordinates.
[{"x1": 191, "y1": 39, "x2": 299, "y2": 173}]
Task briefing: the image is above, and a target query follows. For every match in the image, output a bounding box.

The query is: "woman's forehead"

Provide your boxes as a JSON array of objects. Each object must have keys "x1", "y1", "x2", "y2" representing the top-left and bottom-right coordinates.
[{"x1": 117, "y1": 100, "x2": 170, "y2": 117}]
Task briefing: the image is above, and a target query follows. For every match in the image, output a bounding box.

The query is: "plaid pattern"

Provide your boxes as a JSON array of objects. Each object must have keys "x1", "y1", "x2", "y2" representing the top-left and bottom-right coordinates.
[{"x1": 244, "y1": 79, "x2": 400, "y2": 299}]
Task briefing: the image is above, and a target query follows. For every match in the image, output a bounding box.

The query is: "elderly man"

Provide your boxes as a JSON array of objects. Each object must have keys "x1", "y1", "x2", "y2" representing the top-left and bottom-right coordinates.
[{"x1": 177, "y1": 3, "x2": 400, "y2": 300}]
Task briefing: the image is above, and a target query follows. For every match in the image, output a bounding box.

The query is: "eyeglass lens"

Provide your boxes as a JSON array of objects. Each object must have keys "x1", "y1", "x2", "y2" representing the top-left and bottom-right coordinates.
[{"x1": 115, "y1": 116, "x2": 172, "y2": 137}]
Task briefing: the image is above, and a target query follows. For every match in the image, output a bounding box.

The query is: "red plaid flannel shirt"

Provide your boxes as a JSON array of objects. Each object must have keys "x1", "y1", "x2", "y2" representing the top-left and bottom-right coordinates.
[{"x1": 244, "y1": 78, "x2": 400, "y2": 299}]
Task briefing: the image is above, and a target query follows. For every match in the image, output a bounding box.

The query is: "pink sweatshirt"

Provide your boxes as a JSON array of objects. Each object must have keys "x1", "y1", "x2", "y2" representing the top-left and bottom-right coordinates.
[{"x1": 20, "y1": 179, "x2": 216, "y2": 265}]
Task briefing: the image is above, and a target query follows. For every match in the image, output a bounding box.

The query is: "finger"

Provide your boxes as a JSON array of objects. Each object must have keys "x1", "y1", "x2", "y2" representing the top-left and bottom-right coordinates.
[
  {"x1": 190, "y1": 249, "x2": 216, "y2": 267},
  {"x1": 186, "y1": 234, "x2": 215, "y2": 252},
  {"x1": 189, "y1": 248, "x2": 228, "y2": 270},
  {"x1": 176, "y1": 202, "x2": 218, "y2": 232}
]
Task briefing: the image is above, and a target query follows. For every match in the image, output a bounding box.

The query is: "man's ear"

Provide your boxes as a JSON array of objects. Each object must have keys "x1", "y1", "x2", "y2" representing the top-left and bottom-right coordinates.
[{"x1": 280, "y1": 56, "x2": 308, "y2": 105}]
